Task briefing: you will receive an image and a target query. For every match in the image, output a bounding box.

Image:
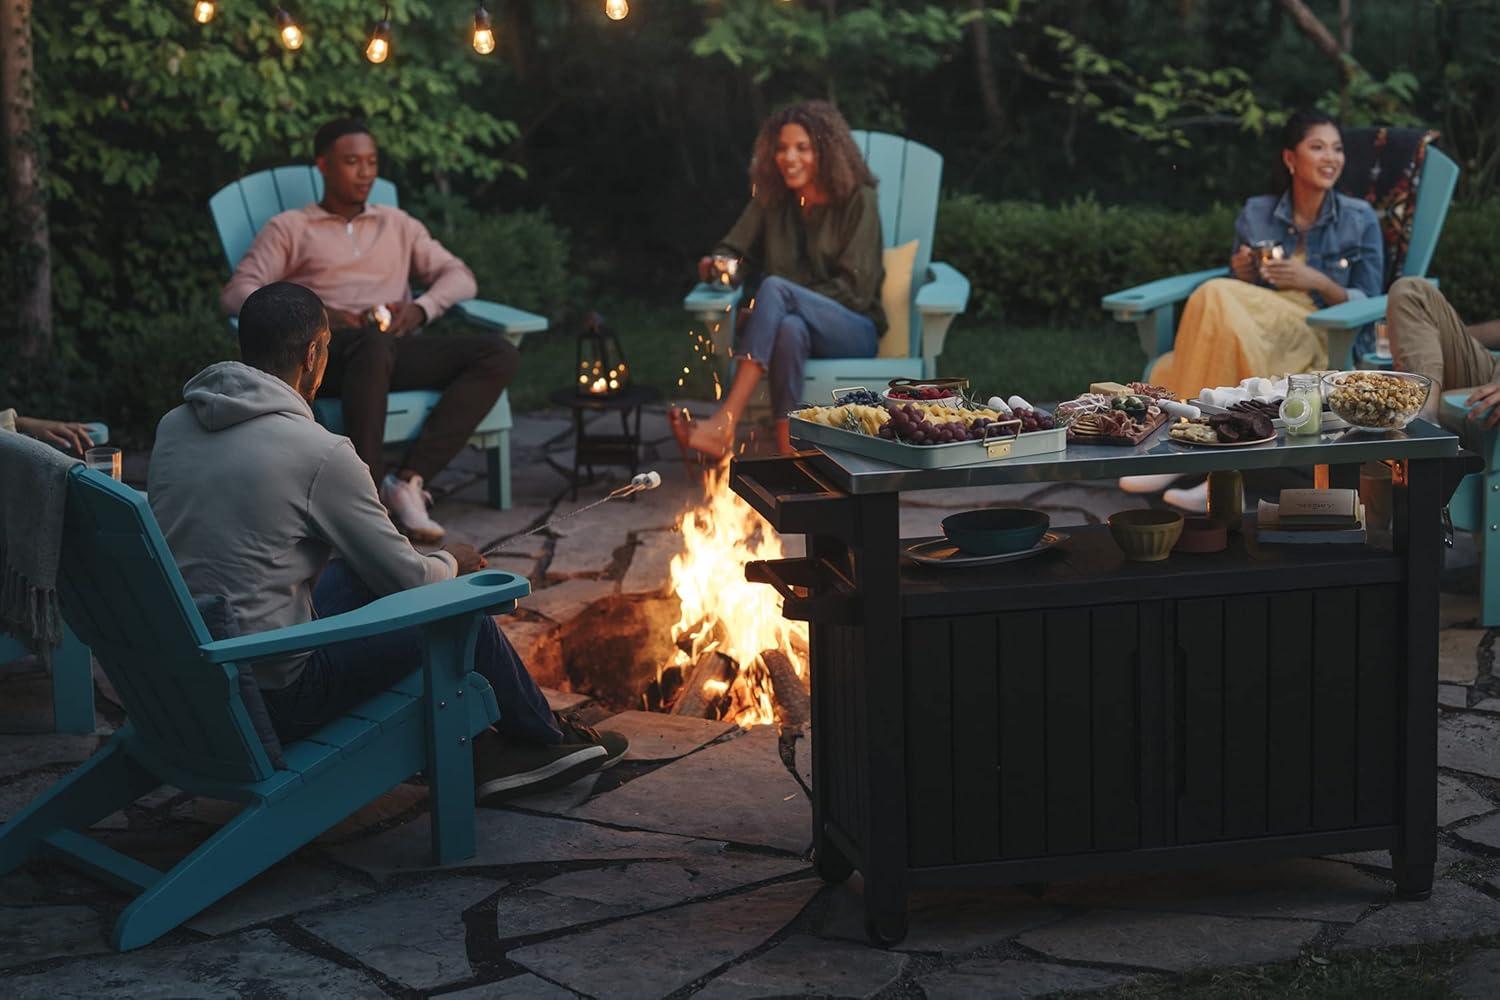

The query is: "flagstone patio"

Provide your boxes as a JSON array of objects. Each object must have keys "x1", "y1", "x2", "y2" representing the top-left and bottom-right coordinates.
[{"x1": 5, "y1": 407, "x2": 1500, "y2": 997}]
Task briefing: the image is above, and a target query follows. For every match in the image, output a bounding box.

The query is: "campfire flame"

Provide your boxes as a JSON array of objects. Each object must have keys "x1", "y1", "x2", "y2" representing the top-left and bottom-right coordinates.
[{"x1": 667, "y1": 467, "x2": 807, "y2": 726}]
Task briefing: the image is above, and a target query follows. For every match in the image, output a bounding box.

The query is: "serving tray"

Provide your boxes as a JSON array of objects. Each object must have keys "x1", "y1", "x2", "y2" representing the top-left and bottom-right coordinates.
[
  {"x1": 1065, "y1": 409, "x2": 1168, "y2": 447},
  {"x1": 789, "y1": 417, "x2": 1067, "y2": 469}
]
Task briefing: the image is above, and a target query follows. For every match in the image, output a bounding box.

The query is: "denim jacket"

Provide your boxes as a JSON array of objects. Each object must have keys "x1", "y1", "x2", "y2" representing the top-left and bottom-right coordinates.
[{"x1": 1232, "y1": 191, "x2": 1384, "y2": 308}]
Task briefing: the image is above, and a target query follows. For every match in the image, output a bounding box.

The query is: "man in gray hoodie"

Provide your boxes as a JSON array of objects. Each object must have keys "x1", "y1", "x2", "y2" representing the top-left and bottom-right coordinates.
[{"x1": 149, "y1": 282, "x2": 624, "y2": 801}]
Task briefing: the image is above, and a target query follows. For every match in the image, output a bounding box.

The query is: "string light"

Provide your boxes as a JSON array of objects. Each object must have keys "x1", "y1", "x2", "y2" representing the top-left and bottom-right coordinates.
[
  {"x1": 365, "y1": 7, "x2": 392, "y2": 64},
  {"x1": 605, "y1": 0, "x2": 629, "y2": 20},
  {"x1": 471, "y1": 5, "x2": 496, "y2": 55},
  {"x1": 192, "y1": 1, "x2": 217, "y2": 24},
  {"x1": 274, "y1": 7, "x2": 303, "y2": 50}
]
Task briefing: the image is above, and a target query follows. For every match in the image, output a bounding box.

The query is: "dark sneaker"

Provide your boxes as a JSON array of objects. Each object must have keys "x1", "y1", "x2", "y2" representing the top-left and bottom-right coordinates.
[{"x1": 473, "y1": 714, "x2": 629, "y2": 804}]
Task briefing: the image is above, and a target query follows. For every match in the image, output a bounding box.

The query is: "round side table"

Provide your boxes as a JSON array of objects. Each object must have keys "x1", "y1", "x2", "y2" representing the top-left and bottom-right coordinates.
[{"x1": 548, "y1": 385, "x2": 663, "y2": 500}]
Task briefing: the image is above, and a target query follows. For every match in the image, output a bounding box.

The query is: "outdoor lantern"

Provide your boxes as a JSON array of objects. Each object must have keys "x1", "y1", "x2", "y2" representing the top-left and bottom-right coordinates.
[
  {"x1": 471, "y1": 6, "x2": 496, "y2": 54},
  {"x1": 605, "y1": 0, "x2": 629, "y2": 21},
  {"x1": 366, "y1": 16, "x2": 392, "y2": 63},
  {"x1": 274, "y1": 8, "x2": 303, "y2": 50},
  {"x1": 576, "y1": 312, "x2": 630, "y2": 398},
  {"x1": 192, "y1": 1, "x2": 217, "y2": 24}
]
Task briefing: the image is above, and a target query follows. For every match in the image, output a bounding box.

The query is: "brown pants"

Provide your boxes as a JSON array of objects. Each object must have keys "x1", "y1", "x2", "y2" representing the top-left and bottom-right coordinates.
[
  {"x1": 320, "y1": 327, "x2": 520, "y2": 485},
  {"x1": 1388, "y1": 277, "x2": 1500, "y2": 434}
]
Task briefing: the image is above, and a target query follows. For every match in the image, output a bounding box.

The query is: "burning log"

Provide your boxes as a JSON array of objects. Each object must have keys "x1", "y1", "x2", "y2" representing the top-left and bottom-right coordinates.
[
  {"x1": 671, "y1": 651, "x2": 737, "y2": 719},
  {"x1": 760, "y1": 649, "x2": 809, "y2": 731}
]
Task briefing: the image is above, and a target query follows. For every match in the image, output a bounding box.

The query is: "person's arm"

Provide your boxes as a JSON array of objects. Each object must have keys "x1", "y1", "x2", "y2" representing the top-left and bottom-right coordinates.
[
  {"x1": 1229, "y1": 203, "x2": 1260, "y2": 283},
  {"x1": 221, "y1": 216, "x2": 296, "y2": 316},
  {"x1": 406, "y1": 216, "x2": 478, "y2": 324},
  {"x1": 804, "y1": 189, "x2": 883, "y2": 315},
  {"x1": 14, "y1": 415, "x2": 93, "y2": 455},
  {"x1": 306, "y1": 441, "x2": 457, "y2": 594},
  {"x1": 1342, "y1": 205, "x2": 1385, "y2": 302}
]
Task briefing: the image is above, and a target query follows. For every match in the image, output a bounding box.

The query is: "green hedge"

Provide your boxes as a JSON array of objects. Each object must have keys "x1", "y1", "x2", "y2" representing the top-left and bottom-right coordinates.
[
  {"x1": 441, "y1": 209, "x2": 582, "y2": 324},
  {"x1": 936, "y1": 194, "x2": 1500, "y2": 326}
]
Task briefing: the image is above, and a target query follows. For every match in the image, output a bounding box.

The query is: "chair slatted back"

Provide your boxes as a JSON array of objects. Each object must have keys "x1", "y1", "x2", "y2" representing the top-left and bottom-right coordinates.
[
  {"x1": 1402, "y1": 146, "x2": 1458, "y2": 281},
  {"x1": 851, "y1": 130, "x2": 944, "y2": 357},
  {"x1": 209, "y1": 167, "x2": 400, "y2": 271},
  {"x1": 56, "y1": 469, "x2": 275, "y2": 783}
]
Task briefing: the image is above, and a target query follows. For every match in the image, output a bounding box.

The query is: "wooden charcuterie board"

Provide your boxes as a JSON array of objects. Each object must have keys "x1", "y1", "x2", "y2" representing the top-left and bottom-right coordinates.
[{"x1": 1066, "y1": 408, "x2": 1168, "y2": 447}]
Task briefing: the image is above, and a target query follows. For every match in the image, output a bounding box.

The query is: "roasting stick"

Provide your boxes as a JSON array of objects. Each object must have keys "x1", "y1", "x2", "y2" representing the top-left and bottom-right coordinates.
[{"x1": 481, "y1": 471, "x2": 662, "y2": 557}]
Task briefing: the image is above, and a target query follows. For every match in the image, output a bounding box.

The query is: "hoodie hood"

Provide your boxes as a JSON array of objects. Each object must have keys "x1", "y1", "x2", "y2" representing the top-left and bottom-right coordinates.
[{"x1": 182, "y1": 361, "x2": 314, "y2": 432}]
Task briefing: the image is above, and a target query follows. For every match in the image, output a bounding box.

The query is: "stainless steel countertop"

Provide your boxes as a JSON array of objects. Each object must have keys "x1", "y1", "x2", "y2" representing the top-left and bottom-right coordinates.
[{"x1": 803, "y1": 419, "x2": 1461, "y2": 495}]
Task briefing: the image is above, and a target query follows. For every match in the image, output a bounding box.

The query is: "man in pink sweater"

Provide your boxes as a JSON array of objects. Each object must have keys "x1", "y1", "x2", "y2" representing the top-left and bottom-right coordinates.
[{"x1": 221, "y1": 118, "x2": 516, "y2": 543}]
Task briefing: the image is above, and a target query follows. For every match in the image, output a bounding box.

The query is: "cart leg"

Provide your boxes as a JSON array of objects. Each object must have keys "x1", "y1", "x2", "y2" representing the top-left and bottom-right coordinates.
[
  {"x1": 864, "y1": 892, "x2": 909, "y2": 948},
  {"x1": 813, "y1": 831, "x2": 854, "y2": 885},
  {"x1": 1391, "y1": 860, "x2": 1434, "y2": 900}
]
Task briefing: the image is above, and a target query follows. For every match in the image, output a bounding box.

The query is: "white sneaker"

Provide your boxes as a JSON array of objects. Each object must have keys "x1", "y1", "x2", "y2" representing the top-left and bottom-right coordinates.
[
  {"x1": 1163, "y1": 481, "x2": 1210, "y2": 514},
  {"x1": 382, "y1": 473, "x2": 445, "y2": 543},
  {"x1": 1119, "y1": 474, "x2": 1182, "y2": 494}
]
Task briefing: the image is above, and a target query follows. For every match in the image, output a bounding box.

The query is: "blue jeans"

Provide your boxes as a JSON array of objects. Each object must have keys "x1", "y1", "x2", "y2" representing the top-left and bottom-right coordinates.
[
  {"x1": 736, "y1": 276, "x2": 879, "y2": 415},
  {"x1": 260, "y1": 561, "x2": 563, "y2": 745}
]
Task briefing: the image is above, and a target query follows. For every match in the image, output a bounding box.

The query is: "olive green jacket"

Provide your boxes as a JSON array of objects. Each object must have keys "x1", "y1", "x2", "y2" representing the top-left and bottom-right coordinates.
[{"x1": 714, "y1": 185, "x2": 886, "y2": 333}]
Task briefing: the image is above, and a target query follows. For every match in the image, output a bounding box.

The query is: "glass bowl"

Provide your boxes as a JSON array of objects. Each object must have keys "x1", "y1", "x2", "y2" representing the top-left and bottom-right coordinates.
[{"x1": 1320, "y1": 371, "x2": 1431, "y2": 431}]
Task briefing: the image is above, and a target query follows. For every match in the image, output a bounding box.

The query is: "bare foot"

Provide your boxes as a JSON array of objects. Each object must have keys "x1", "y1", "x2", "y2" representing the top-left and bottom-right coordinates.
[{"x1": 668, "y1": 407, "x2": 732, "y2": 464}]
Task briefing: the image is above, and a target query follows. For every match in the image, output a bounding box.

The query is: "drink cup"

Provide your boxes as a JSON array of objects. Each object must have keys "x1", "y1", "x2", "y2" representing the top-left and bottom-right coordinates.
[
  {"x1": 710, "y1": 254, "x2": 741, "y2": 287},
  {"x1": 1251, "y1": 239, "x2": 1281, "y2": 271},
  {"x1": 85, "y1": 447, "x2": 122, "y2": 481},
  {"x1": 1374, "y1": 321, "x2": 1392, "y2": 359}
]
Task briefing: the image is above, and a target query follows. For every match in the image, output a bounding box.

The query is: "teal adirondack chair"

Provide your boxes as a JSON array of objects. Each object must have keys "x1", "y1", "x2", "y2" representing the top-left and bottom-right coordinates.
[
  {"x1": 1101, "y1": 135, "x2": 1460, "y2": 376},
  {"x1": 1443, "y1": 390, "x2": 1500, "y2": 625},
  {"x1": 0, "y1": 465, "x2": 529, "y2": 950},
  {"x1": 210, "y1": 167, "x2": 547, "y2": 509},
  {"x1": 0, "y1": 421, "x2": 109, "y2": 733},
  {"x1": 683, "y1": 130, "x2": 970, "y2": 406}
]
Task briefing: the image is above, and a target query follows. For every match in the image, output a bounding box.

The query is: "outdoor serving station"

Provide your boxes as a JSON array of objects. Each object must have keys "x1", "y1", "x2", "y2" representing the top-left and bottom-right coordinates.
[{"x1": 732, "y1": 402, "x2": 1466, "y2": 947}]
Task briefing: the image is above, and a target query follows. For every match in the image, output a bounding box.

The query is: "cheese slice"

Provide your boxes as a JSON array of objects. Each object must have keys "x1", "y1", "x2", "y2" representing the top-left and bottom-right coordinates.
[{"x1": 1088, "y1": 381, "x2": 1131, "y2": 396}]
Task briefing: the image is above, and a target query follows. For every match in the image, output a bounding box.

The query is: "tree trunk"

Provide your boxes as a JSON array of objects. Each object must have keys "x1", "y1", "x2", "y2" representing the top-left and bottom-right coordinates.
[
  {"x1": 1274, "y1": 0, "x2": 1354, "y2": 80},
  {"x1": 1339, "y1": 0, "x2": 1354, "y2": 54},
  {"x1": 1, "y1": 0, "x2": 52, "y2": 359},
  {"x1": 968, "y1": 0, "x2": 1006, "y2": 136}
]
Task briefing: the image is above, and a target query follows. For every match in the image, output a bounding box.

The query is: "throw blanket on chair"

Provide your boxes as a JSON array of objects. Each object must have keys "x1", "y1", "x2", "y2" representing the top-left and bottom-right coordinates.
[
  {"x1": 0, "y1": 429, "x2": 80, "y2": 651},
  {"x1": 1339, "y1": 126, "x2": 1441, "y2": 289}
]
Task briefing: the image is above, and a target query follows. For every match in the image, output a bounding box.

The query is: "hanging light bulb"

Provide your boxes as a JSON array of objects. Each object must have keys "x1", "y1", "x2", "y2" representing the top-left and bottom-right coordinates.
[
  {"x1": 605, "y1": 0, "x2": 629, "y2": 21},
  {"x1": 471, "y1": 5, "x2": 496, "y2": 55},
  {"x1": 274, "y1": 8, "x2": 304, "y2": 50},
  {"x1": 192, "y1": 1, "x2": 217, "y2": 24},
  {"x1": 365, "y1": 14, "x2": 392, "y2": 64}
]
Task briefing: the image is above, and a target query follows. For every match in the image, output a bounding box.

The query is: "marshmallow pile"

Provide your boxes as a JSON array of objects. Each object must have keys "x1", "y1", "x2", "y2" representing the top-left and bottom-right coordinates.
[{"x1": 1196, "y1": 376, "x2": 1289, "y2": 409}]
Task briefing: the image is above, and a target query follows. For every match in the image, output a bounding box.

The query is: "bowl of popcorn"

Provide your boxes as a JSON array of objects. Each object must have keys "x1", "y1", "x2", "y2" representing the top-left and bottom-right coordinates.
[{"x1": 1320, "y1": 371, "x2": 1431, "y2": 431}]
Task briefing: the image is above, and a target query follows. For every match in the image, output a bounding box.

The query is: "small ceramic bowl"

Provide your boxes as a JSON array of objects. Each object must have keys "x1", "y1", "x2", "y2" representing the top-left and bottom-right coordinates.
[
  {"x1": 941, "y1": 508, "x2": 1050, "y2": 556},
  {"x1": 1108, "y1": 509, "x2": 1185, "y2": 562},
  {"x1": 1173, "y1": 516, "x2": 1227, "y2": 554}
]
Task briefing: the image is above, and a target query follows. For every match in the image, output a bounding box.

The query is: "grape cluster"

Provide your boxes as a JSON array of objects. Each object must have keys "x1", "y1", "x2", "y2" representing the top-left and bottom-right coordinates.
[
  {"x1": 832, "y1": 388, "x2": 884, "y2": 407},
  {"x1": 1012, "y1": 406, "x2": 1056, "y2": 432},
  {"x1": 878, "y1": 404, "x2": 1012, "y2": 445},
  {"x1": 888, "y1": 385, "x2": 957, "y2": 401}
]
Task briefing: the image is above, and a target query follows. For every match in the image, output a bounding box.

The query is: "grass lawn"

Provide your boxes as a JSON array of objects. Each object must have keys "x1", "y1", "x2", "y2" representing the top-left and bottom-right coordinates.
[{"x1": 507, "y1": 298, "x2": 1147, "y2": 411}]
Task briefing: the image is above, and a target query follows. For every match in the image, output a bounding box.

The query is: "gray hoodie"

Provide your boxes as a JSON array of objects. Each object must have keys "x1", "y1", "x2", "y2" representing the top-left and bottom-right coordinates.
[{"x1": 149, "y1": 362, "x2": 455, "y2": 689}]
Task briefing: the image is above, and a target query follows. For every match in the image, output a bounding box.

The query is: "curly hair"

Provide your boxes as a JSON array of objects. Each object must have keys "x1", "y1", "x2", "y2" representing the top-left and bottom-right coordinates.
[{"x1": 747, "y1": 100, "x2": 875, "y2": 208}]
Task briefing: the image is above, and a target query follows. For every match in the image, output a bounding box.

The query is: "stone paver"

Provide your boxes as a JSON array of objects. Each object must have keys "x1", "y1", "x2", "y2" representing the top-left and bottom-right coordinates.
[
  {"x1": 1440, "y1": 628, "x2": 1485, "y2": 684},
  {"x1": 593, "y1": 710, "x2": 735, "y2": 761},
  {"x1": 502, "y1": 773, "x2": 602, "y2": 814},
  {"x1": 916, "y1": 958, "x2": 1138, "y2": 999},
  {"x1": 1327, "y1": 842, "x2": 1474, "y2": 875},
  {"x1": 1475, "y1": 699, "x2": 1500, "y2": 712},
  {"x1": 0, "y1": 672, "x2": 108, "y2": 736},
  {"x1": 508, "y1": 879, "x2": 818, "y2": 1000},
  {"x1": 1338, "y1": 880, "x2": 1500, "y2": 950},
  {"x1": 438, "y1": 974, "x2": 580, "y2": 999},
  {"x1": 1046, "y1": 859, "x2": 1388, "y2": 923},
  {"x1": 820, "y1": 885, "x2": 1067, "y2": 953},
  {"x1": 502, "y1": 619, "x2": 566, "y2": 690},
  {"x1": 1017, "y1": 909, "x2": 1319, "y2": 973},
  {"x1": 5, "y1": 928, "x2": 385, "y2": 999},
  {"x1": 495, "y1": 856, "x2": 807, "y2": 939},
  {"x1": 0, "y1": 770, "x2": 70, "y2": 823},
  {"x1": 1441, "y1": 591, "x2": 1482, "y2": 629},
  {"x1": 523, "y1": 579, "x2": 616, "y2": 624},
  {"x1": 1440, "y1": 713, "x2": 1500, "y2": 778},
  {"x1": 0, "y1": 906, "x2": 108, "y2": 969},
  {"x1": 186, "y1": 862, "x2": 372, "y2": 935},
  {"x1": 181, "y1": 782, "x2": 427, "y2": 844},
  {"x1": 569, "y1": 725, "x2": 810, "y2": 853},
  {"x1": 1441, "y1": 684, "x2": 1470, "y2": 708},
  {"x1": 332, "y1": 810, "x2": 723, "y2": 878},
  {"x1": 549, "y1": 482, "x2": 697, "y2": 541},
  {"x1": 297, "y1": 876, "x2": 500, "y2": 990},
  {"x1": 540, "y1": 686, "x2": 591, "y2": 713},
  {"x1": 426, "y1": 500, "x2": 552, "y2": 552},
  {"x1": 1451, "y1": 948, "x2": 1500, "y2": 1000},
  {"x1": 1451, "y1": 812, "x2": 1500, "y2": 850},
  {"x1": 546, "y1": 530, "x2": 621, "y2": 579},
  {"x1": 511, "y1": 415, "x2": 575, "y2": 453},
  {"x1": 1440, "y1": 774, "x2": 1494, "y2": 827},
  {"x1": 619, "y1": 529, "x2": 682, "y2": 596},
  {"x1": 694, "y1": 934, "x2": 907, "y2": 1000}
]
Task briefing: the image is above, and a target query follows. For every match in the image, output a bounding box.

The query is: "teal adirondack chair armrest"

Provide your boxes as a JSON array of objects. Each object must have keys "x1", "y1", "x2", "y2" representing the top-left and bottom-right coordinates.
[
  {"x1": 1305, "y1": 294, "x2": 1387, "y2": 330},
  {"x1": 451, "y1": 298, "x2": 548, "y2": 341},
  {"x1": 199, "y1": 571, "x2": 530, "y2": 664},
  {"x1": 683, "y1": 282, "x2": 744, "y2": 316},
  {"x1": 1100, "y1": 267, "x2": 1229, "y2": 320},
  {"x1": 915, "y1": 261, "x2": 970, "y2": 316}
]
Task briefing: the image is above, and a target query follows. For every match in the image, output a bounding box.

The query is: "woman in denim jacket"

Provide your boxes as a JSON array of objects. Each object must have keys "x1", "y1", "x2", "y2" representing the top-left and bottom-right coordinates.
[{"x1": 1147, "y1": 109, "x2": 1384, "y2": 401}]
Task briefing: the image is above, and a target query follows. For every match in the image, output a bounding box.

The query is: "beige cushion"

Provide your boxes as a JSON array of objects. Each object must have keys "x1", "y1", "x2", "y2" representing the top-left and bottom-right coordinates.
[{"x1": 878, "y1": 239, "x2": 919, "y2": 359}]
